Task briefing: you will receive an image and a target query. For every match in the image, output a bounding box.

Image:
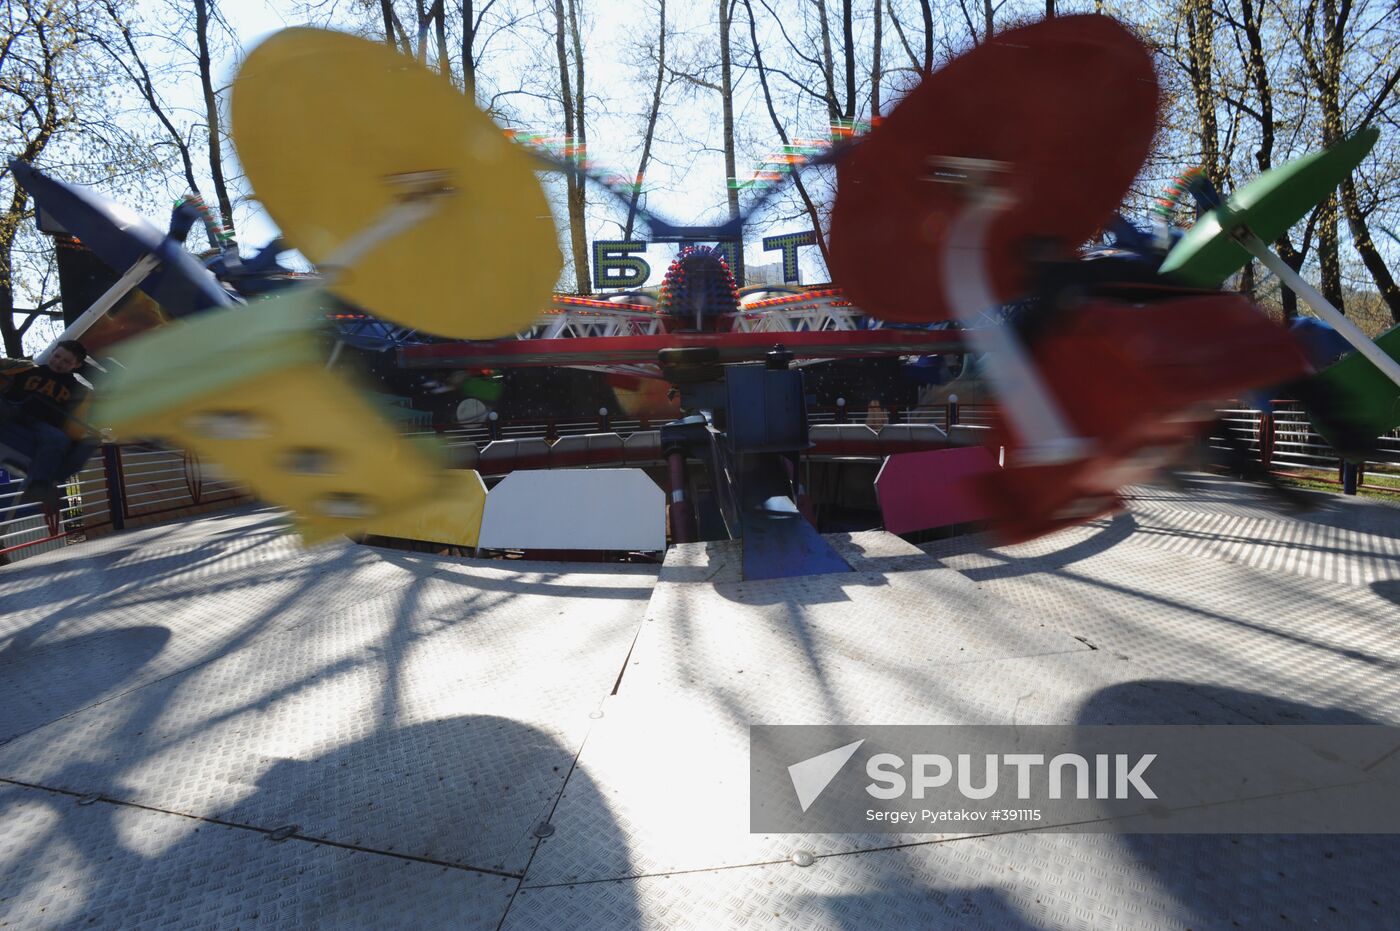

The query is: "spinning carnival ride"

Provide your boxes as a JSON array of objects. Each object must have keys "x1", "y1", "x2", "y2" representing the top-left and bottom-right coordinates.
[{"x1": 7, "y1": 15, "x2": 1400, "y2": 578}]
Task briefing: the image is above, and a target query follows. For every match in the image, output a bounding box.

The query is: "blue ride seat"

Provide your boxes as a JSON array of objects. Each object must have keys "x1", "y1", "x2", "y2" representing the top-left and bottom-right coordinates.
[{"x1": 0, "y1": 420, "x2": 39, "y2": 477}]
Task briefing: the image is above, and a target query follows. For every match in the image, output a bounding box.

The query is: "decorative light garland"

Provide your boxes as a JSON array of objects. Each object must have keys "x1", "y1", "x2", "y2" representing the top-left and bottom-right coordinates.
[{"x1": 175, "y1": 193, "x2": 236, "y2": 246}]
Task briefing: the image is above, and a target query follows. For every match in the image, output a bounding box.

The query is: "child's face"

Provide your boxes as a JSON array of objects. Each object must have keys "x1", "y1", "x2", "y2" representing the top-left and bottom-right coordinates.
[{"x1": 49, "y1": 348, "x2": 81, "y2": 374}]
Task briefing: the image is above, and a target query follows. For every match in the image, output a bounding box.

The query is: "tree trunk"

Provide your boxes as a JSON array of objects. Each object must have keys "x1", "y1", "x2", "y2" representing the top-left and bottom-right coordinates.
[
  {"x1": 1238, "y1": 0, "x2": 1305, "y2": 316},
  {"x1": 1239, "y1": 0, "x2": 1273, "y2": 175},
  {"x1": 1313, "y1": 0, "x2": 1347, "y2": 311},
  {"x1": 1273, "y1": 239, "x2": 1305, "y2": 320},
  {"x1": 841, "y1": 0, "x2": 855, "y2": 119},
  {"x1": 719, "y1": 0, "x2": 743, "y2": 282},
  {"x1": 462, "y1": 0, "x2": 477, "y2": 101},
  {"x1": 742, "y1": 0, "x2": 831, "y2": 272},
  {"x1": 814, "y1": 0, "x2": 840, "y2": 119},
  {"x1": 194, "y1": 0, "x2": 236, "y2": 240},
  {"x1": 1317, "y1": 193, "x2": 1344, "y2": 311},
  {"x1": 1183, "y1": 0, "x2": 1220, "y2": 188},
  {"x1": 1240, "y1": 258, "x2": 1255, "y2": 300},
  {"x1": 553, "y1": 0, "x2": 590, "y2": 292},
  {"x1": 871, "y1": 0, "x2": 881, "y2": 118},
  {"x1": 381, "y1": 0, "x2": 398, "y2": 48},
  {"x1": 567, "y1": 0, "x2": 589, "y2": 291},
  {"x1": 433, "y1": 0, "x2": 451, "y2": 79},
  {"x1": 918, "y1": 0, "x2": 931, "y2": 73},
  {"x1": 626, "y1": 0, "x2": 667, "y2": 241},
  {"x1": 1341, "y1": 177, "x2": 1400, "y2": 324}
]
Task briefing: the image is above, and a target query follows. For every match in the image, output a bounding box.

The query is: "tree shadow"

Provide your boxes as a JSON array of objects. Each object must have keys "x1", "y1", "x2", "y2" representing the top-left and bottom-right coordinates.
[
  {"x1": 0, "y1": 716, "x2": 637, "y2": 929},
  {"x1": 1372, "y1": 578, "x2": 1400, "y2": 609},
  {"x1": 0, "y1": 625, "x2": 170, "y2": 743},
  {"x1": 1077, "y1": 680, "x2": 1400, "y2": 930}
]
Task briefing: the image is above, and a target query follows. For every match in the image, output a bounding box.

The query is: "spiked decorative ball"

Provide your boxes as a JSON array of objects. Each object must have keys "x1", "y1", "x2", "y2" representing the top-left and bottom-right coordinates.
[{"x1": 658, "y1": 245, "x2": 740, "y2": 328}]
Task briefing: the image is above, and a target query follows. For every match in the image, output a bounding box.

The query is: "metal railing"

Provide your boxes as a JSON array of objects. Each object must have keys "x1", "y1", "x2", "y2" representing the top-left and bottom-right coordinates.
[
  {"x1": 1210, "y1": 400, "x2": 1400, "y2": 496},
  {"x1": 0, "y1": 443, "x2": 249, "y2": 565},
  {"x1": 4, "y1": 400, "x2": 1393, "y2": 566}
]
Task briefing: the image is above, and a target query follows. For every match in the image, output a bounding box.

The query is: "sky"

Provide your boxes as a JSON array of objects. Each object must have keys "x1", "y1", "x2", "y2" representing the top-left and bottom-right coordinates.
[
  {"x1": 14, "y1": 0, "x2": 1395, "y2": 355},
  {"x1": 200, "y1": 0, "x2": 837, "y2": 289}
]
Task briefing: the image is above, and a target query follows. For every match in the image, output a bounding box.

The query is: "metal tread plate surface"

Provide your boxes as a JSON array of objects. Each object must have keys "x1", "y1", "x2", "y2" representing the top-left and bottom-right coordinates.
[
  {"x1": 918, "y1": 511, "x2": 1400, "y2": 724},
  {"x1": 1, "y1": 524, "x2": 438, "y2": 745},
  {"x1": 523, "y1": 515, "x2": 1400, "y2": 915},
  {"x1": 660, "y1": 530, "x2": 951, "y2": 585},
  {"x1": 7, "y1": 483, "x2": 1400, "y2": 929},
  {"x1": 2, "y1": 530, "x2": 658, "y2": 878},
  {"x1": 518, "y1": 642, "x2": 1354, "y2": 889},
  {"x1": 0, "y1": 782, "x2": 515, "y2": 930},
  {"x1": 2, "y1": 508, "x2": 306, "y2": 618},
  {"x1": 504, "y1": 829, "x2": 1400, "y2": 931},
  {"x1": 1121, "y1": 473, "x2": 1399, "y2": 528},
  {"x1": 1112, "y1": 500, "x2": 1400, "y2": 587},
  {"x1": 521, "y1": 553, "x2": 1106, "y2": 885}
]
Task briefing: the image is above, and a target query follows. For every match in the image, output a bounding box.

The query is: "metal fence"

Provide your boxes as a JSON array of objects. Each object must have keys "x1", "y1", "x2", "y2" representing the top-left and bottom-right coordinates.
[
  {"x1": 0, "y1": 444, "x2": 249, "y2": 565},
  {"x1": 1211, "y1": 400, "x2": 1400, "y2": 496},
  {"x1": 3, "y1": 400, "x2": 1394, "y2": 566}
]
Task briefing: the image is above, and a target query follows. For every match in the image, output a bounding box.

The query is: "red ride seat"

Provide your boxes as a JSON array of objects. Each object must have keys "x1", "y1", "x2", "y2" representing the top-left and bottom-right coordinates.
[
  {"x1": 828, "y1": 14, "x2": 1160, "y2": 324},
  {"x1": 974, "y1": 294, "x2": 1309, "y2": 542}
]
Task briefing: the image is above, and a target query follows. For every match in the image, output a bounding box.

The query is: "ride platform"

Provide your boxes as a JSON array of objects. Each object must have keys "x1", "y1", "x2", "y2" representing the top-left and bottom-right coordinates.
[{"x1": 3, "y1": 474, "x2": 1399, "y2": 929}]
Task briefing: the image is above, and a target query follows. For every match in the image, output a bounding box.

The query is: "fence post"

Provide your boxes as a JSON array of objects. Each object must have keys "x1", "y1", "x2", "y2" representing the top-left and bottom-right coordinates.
[
  {"x1": 1258, "y1": 411, "x2": 1273, "y2": 468},
  {"x1": 947, "y1": 394, "x2": 960, "y2": 428},
  {"x1": 1341, "y1": 460, "x2": 1359, "y2": 495},
  {"x1": 101, "y1": 443, "x2": 126, "y2": 531}
]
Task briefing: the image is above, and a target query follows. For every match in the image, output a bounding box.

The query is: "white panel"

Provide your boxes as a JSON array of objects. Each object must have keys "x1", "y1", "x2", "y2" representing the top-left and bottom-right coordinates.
[{"x1": 479, "y1": 468, "x2": 665, "y2": 551}]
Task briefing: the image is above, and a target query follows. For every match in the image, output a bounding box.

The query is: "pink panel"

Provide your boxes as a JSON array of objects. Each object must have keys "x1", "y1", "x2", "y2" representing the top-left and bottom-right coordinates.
[{"x1": 875, "y1": 447, "x2": 998, "y2": 534}]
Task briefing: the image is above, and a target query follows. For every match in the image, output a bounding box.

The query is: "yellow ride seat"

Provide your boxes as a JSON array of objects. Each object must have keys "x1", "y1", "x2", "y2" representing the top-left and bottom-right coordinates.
[{"x1": 93, "y1": 290, "x2": 457, "y2": 543}]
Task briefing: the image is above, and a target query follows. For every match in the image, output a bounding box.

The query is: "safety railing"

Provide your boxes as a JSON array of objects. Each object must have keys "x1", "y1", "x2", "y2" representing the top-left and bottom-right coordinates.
[
  {"x1": 1210, "y1": 401, "x2": 1400, "y2": 496},
  {"x1": 4, "y1": 401, "x2": 1393, "y2": 566},
  {"x1": 0, "y1": 443, "x2": 250, "y2": 565},
  {"x1": 431, "y1": 402, "x2": 1000, "y2": 443}
]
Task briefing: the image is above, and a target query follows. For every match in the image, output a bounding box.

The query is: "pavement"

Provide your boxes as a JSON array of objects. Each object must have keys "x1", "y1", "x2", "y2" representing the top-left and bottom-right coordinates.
[{"x1": 2, "y1": 473, "x2": 1398, "y2": 929}]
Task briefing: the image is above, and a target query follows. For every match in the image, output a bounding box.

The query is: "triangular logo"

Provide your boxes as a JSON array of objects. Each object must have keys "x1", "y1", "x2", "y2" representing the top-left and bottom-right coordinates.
[{"x1": 788, "y1": 739, "x2": 864, "y2": 812}]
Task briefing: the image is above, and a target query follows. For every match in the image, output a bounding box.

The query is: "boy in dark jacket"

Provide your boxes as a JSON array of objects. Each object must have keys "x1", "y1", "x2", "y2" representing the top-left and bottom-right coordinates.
[{"x1": 0, "y1": 340, "x2": 98, "y2": 509}]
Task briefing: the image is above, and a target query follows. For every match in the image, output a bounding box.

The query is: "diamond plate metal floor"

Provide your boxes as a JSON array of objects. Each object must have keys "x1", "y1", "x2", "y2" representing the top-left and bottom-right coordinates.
[
  {"x1": 2, "y1": 508, "x2": 659, "y2": 929},
  {"x1": 4, "y1": 478, "x2": 1400, "y2": 929}
]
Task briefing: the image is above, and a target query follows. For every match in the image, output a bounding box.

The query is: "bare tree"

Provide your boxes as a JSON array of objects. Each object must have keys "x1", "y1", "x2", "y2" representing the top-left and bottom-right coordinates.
[
  {"x1": 2, "y1": 0, "x2": 157, "y2": 356},
  {"x1": 1182, "y1": 0, "x2": 1222, "y2": 188},
  {"x1": 1282, "y1": 0, "x2": 1400, "y2": 320},
  {"x1": 719, "y1": 0, "x2": 744, "y2": 281},
  {"x1": 552, "y1": 0, "x2": 590, "y2": 292},
  {"x1": 871, "y1": 0, "x2": 882, "y2": 117},
  {"x1": 625, "y1": 0, "x2": 669, "y2": 241},
  {"x1": 742, "y1": 0, "x2": 832, "y2": 270},
  {"x1": 92, "y1": 1, "x2": 217, "y2": 247},
  {"x1": 193, "y1": 0, "x2": 235, "y2": 241}
]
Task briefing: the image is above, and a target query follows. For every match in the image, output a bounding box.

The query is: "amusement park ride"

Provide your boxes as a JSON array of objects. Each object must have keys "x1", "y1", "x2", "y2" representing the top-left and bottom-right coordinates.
[{"x1": 5, "y1": 15, "x2": 1400, "y2": 578}]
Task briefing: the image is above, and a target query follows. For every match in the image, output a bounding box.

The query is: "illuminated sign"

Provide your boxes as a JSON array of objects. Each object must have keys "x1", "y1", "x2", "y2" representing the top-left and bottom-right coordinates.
[{"x1": 592, "y1": 231, "x2": 818, "y2": 289}]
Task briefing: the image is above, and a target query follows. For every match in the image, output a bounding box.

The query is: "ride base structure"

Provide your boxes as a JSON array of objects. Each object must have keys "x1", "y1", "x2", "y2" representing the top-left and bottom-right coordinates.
[{"x1": 6, "y1": 13, "x2": 1400, "y2": 927}]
